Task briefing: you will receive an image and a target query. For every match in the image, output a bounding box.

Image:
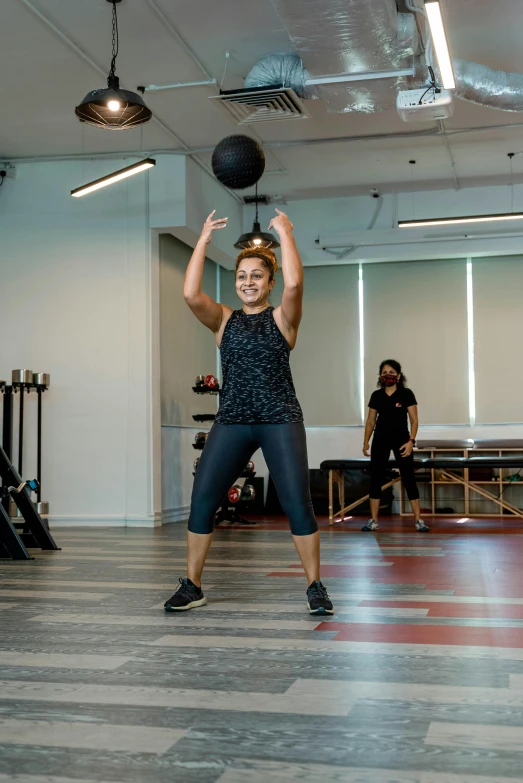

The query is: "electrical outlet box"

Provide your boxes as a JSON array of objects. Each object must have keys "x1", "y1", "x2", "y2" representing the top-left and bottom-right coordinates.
[{"x1": 5, "y1": 164, "x2": 17, "y2": 179}]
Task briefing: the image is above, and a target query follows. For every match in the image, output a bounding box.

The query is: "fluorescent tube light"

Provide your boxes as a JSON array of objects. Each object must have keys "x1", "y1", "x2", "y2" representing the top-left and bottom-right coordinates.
[
  {"x1": 398, "y1": 213, "x2": 523, "y2": 228},
  {"x1": 425, "y1": 1, "x2": 456, "y2": 89},
  {"x1": 466, "y1": 259, "x2": 476, "y2": 426},
  {"x1": 71, "y1": 158, "x2": 156, "y2": 198}
]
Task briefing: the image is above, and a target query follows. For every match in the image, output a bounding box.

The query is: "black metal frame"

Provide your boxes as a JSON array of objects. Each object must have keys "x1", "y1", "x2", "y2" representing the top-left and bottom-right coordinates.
[
  {"x1": 0, "y1": 443, "x2": 60, "y2": 558},
  {"x1": 0, "y1": 502, "x2": 31, "y2": 559},
  {"x1": 0, "y1": 390, "x2": 60, "y2": 559},
  {"x1": 2, "y1": 385, "x2": 13, "y2": 516}
]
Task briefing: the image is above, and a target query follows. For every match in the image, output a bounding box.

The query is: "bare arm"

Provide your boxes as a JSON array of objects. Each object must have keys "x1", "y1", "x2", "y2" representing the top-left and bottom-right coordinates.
[
  {"x1": 408, "y1": 405, "x2": 419, "y2": 441},
  {"x1": 400, "y1": 405, "x2": 419, "y2": 457},
  {"x1": 363, "y1": 409, "x2": 377, "y2": 456},
  {"x1": 270, "y1": 210, "x2": 303, "y2": 345},
  {"x1": 184, "y1": 211, "x2": 231, "y2": 333}
]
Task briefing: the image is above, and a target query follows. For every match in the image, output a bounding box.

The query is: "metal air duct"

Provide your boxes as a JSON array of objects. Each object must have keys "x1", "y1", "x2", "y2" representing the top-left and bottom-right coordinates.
[
  {"x1": 454, "y1": 59, "x2": 523, "y2": 113},
  {"x1": 270, "y1": 0, "x2": 419, "y2": 113},
  {"x1": 245, "y1": 54, "x2": 314, "y2": 100}
]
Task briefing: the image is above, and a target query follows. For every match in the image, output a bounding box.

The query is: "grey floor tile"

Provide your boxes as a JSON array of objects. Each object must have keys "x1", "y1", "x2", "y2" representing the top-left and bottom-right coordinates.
[
  {"x1": 0, "y1": 590, "x2": 112, "y2": 601},
  {"x1": 0, "y1": 680, "x2": 352, "y2": 716},
  {"x1": 0, "y1": 652, "x2": 134, "y2": 670},
  {"x1": 0, "y1": 776, "x2": 128, "y2": 783},
  {"x1": 425, "y1": 721, "x2": 523, "y2": 753},
  {"x1": 0, "y1": 718, "x2": 186, "y2": 753}
]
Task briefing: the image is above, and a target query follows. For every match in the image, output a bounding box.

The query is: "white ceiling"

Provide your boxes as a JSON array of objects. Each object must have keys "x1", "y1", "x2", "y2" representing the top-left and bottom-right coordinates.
[{"x1": 2, "y1": 0, "x2": 523, "y2": 199}]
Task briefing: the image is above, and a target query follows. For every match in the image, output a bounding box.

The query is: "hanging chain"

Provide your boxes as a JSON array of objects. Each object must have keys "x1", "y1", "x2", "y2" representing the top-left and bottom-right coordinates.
[
  {"x1": 109, "y1": 2, "x2": 119, "y2": 80},
  {"x1": 255, "y1": 182, "x2": 259, "y2": 225}
]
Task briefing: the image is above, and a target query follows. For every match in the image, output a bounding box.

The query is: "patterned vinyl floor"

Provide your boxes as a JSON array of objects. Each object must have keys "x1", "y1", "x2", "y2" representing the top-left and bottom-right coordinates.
[{"x1": 2, "y1": 516, "x2": 523, "y2": 782}]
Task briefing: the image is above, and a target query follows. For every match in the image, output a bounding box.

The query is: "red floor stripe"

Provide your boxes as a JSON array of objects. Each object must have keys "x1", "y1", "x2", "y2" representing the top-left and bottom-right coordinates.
[
  {"x1": 214, "y1": 515, "x2": 523, "y2": 534},
  {"x1": 315, "y1": 621, "x2": 523, "y2": 647}
]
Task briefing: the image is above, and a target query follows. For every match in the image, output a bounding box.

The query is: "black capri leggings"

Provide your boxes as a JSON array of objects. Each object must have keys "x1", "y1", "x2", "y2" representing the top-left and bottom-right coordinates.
[
  {"x1": 188, "y1": 422, "x2": 318, "y2": 536},
  {"x1": 370, "y1": 435, "x2": 420, "y2": 501}
]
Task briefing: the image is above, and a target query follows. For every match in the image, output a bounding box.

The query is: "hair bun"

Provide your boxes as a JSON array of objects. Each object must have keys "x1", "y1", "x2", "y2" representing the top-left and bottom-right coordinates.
[{"x1": 236, "y1": 246, "x2": 279, "y2": 280}]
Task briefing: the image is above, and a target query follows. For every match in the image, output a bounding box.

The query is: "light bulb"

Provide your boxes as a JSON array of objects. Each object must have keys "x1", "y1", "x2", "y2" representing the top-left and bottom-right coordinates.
[
  {"x1": 252, "y1": 238, "x2": 262, "y2": 245},
  {"x1": 108, "y1": 100, "x2": 121, "y2": 111}
]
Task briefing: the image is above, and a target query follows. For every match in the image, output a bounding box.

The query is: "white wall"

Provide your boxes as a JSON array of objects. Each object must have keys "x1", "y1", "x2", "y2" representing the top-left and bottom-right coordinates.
[
  {"x1": 0, "y1": 159, "x2": 159, "y2": 526},
  {"x1": 159, "y1": 234, "x2": 218, "y2": 522}
]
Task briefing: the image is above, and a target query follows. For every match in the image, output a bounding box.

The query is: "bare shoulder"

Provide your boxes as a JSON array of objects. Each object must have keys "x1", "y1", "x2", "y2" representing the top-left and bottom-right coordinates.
[
  {"x1": 215, "y1": 305, "x2": 234, "y2": 348},
  {"x1": 272, "y1": 305, "x2": 298, "y2": 350}
]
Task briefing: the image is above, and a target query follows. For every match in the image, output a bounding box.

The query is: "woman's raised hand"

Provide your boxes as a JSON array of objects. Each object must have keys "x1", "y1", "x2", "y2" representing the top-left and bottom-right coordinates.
[
  {"x1": 268, "y1": 208, "x2": 293, "y2": 238},
  {"x1": 200, "y1": 211, "x2": 228, "y2": 244}
]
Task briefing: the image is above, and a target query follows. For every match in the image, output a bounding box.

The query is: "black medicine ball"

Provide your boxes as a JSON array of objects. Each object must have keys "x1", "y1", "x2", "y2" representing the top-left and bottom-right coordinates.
[{"x1": 211, "y1": 135, "x2": 265, "y2": 190}]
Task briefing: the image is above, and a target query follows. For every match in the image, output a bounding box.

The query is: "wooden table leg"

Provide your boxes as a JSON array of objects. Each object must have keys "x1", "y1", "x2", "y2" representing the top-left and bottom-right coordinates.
[
  {"x1": 335, "y1": 476, "x2": 403, "y2": 520},
  {"x1": 338, "y1": 473, "x2": 345, "y2": 521},
  {"x1": 328, "y1": 470, "x2": 334, "y2": 526}
]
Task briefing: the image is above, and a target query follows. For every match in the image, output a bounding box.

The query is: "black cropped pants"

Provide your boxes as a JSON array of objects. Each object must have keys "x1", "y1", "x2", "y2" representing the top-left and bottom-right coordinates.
[
  {"x1": 188, "y1": 422, "x2": 318, "y2": 536},
  {"x1": 370, "y1": 433, "x2": 420, "y2": 501}
]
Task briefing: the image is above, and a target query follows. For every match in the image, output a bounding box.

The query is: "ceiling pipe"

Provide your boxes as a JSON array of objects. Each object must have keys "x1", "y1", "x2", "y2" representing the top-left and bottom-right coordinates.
[
  {"x1": 320, "y1": 228, "x2": 523, "y2": 250},
  {"x1": 8, "y1": 118, "x2": 523, "y2": 165},
  {"x1": 140, "y1": 80, "x2": 216, "y2": 92},
  {"x1": 306, "y1": 67, "x2": 415, "y2": 85},
  {"x1": 146, "y1": 67, "x2": 417, "y2": 94}
]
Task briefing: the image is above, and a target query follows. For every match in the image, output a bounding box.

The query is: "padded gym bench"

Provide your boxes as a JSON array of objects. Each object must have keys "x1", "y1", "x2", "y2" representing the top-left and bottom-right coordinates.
[{"x1": 320, "y1": 457, "x2": 523, "y2": 525}]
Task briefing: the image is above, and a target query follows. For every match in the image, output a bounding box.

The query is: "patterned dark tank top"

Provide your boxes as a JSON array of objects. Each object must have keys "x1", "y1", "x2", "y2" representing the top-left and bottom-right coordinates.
[{"x1": 215, "y1": 306, "x2": 303, "y2": 425}]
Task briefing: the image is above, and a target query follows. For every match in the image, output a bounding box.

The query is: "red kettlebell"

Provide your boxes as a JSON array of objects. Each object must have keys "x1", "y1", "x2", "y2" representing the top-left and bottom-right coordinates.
[{"x1": 228, "y1": 486, "x2": 241, "y2": 504}]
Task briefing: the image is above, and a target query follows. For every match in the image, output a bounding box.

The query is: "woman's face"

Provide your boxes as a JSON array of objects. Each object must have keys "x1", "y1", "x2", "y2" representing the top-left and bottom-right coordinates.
[
  {"x1": 236, "y1": 257, "x2": 274, "y2": 308},
  {"x1": 380, "y1": 365, "x2": 400, "y2": 386}
]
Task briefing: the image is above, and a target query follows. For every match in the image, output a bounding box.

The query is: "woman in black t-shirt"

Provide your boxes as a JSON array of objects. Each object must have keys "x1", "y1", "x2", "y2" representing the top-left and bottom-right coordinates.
[{"x1": 362, "y1": 360, "x2": 429, "y2": 532}]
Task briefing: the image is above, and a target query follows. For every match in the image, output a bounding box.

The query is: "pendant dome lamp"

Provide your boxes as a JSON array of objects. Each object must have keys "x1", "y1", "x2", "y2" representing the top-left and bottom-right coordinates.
[
  {"x1": 75, "y1": 0, "x2": 152, "y2": 130},
  {"x1": 234, "y1": 185, "x2": 280, "y2": 250}
]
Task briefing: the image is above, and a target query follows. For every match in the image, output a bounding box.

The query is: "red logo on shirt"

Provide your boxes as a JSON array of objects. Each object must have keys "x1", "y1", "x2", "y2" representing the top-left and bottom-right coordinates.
[{"x1": 395, "y1": 403, "x2": 402, "y2": 407}]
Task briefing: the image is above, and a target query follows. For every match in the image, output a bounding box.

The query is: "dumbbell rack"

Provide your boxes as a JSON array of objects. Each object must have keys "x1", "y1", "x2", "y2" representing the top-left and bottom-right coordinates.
[
  {"x1": 192, "y1": 376, "x2": 257, "y2": 527},
  {"x1": 0, "y1": 370, "x2": 59, "y2": 559},
  {"x1": 214, "y1": 462, "x2": 258, "y2": 527}
]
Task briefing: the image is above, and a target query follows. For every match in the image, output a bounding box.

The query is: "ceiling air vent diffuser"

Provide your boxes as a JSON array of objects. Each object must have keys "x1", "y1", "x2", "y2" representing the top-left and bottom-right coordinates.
[{"x1": 210, "y1": 86, "x2": 308, "y2": 125}]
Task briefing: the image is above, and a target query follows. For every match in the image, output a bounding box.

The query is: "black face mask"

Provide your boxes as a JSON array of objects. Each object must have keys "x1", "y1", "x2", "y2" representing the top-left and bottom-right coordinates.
[{"x1": 380, "y1": 374, "x2": 398, "y2": 388}]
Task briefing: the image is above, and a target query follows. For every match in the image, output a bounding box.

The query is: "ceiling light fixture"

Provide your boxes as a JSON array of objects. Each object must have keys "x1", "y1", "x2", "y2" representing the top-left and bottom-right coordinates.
[
  {"x1": 71, "y1": 158, "x2": 156, "y2": 198},
  {"x1": 400, "y1": 152, "x2": 521, "y2": 228},
  {"x1": 75, "y1": 0, "x2": 152, "y2": 130},
  {"x1": 424, "y1": 1, "x2": 456, "y2": 90},
  {"x1": 399, "y1": 213, "x2": 523, "y2": 228},
  {"x1": 234, "y1": 184, "x2": 280, "y2": 250}
]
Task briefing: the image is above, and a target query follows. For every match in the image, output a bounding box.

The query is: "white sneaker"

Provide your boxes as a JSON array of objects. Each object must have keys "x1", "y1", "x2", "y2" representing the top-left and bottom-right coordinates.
[
  {"x1": 361, "y1": 519, "x2": 379, "y2": 531},
  {"x1": 415, "y1": 520, "x2": 430, "y2": 532}
]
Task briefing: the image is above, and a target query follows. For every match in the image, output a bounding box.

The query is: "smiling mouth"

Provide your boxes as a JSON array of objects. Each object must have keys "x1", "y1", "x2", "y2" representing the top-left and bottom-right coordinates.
[{"x1": 243, "y1": 288, "x2": 258, "y2": 294}]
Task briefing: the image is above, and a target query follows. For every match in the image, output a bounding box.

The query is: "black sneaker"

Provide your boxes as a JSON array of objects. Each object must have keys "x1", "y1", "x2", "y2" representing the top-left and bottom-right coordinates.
[
  {"x1": 307, "y1": 581, "x2": 334, "y2": 616},
  {"x1": 164, "y1": 578, "x2": 207, "y2": 612}
]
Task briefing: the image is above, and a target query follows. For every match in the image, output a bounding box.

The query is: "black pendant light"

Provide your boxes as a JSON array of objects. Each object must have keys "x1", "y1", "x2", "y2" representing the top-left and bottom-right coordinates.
[
  {"x1": 234, "y1": 185, "x2": 280, "y2": 250},
  {"x1": 75, "y1": 0, "x2": 152, "y2": 130}
]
